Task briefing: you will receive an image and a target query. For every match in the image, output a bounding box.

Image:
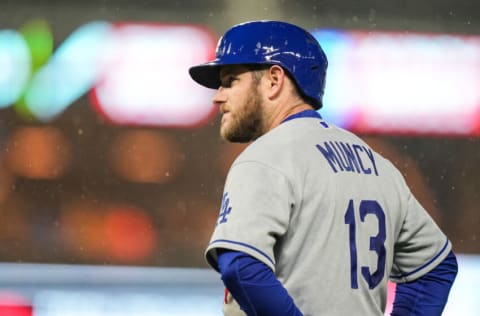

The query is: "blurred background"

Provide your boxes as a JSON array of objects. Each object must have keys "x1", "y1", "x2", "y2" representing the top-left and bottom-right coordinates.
[{"x1": 0, "y1": 0, "x2": 479, "y2": 315}]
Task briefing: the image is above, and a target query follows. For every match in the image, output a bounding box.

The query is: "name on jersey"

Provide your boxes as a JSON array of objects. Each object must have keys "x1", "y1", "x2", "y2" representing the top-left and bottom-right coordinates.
[{"x1": 316, "y1": 141, "x2": 378, "y2": 176}]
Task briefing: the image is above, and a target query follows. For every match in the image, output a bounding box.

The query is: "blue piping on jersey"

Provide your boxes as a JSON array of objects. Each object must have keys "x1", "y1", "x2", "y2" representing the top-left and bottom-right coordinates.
[
  {"x1": 390, "y1": 238, "x2": 450, "y2": 280},
  {"x1": 209, "y1": 239, "x2": 275, "y2": 266},
  {"x1": 281, "y1": 109, "x2": 322, "y2": 124}
]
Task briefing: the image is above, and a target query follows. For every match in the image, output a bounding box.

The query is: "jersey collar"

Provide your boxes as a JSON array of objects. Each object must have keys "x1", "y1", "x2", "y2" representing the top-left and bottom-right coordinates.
[{"x1": 281, "y1": 109, "x2": 322, "y2": 124}]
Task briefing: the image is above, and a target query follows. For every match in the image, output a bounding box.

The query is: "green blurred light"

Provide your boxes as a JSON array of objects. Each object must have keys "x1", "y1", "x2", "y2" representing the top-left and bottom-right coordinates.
[
  {"x1": 19, "y1": 19, "x2": 53, "y2": 71},
  {"x1": 13, "y1": 19, "x2": 54, "y2": 120}
]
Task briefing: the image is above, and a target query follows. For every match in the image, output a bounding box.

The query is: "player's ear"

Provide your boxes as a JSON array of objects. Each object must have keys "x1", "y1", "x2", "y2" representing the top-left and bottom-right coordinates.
[{"x1": 265, "y1": 65, "x2": 285, "y2": 99}]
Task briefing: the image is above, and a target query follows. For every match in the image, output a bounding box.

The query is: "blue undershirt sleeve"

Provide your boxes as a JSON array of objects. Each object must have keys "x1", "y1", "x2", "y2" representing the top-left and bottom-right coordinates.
[
  {"x1": 391, "y1": 250, "x2": 458, "y2": 316},
  {"x1": 217, "y1": 249, "x2": 303, "y2": 316}
]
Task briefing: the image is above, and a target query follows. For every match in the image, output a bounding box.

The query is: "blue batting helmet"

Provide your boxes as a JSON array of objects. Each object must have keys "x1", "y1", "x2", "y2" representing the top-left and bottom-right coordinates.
[{"x1": 189, "y1": 20, "x2": 328, "y2": 109}]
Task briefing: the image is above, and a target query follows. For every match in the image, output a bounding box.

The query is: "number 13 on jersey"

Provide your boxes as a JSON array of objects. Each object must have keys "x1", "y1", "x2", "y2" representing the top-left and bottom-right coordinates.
[{"x1": 344, "y1": 199, "x2": 387, "y2": 290}]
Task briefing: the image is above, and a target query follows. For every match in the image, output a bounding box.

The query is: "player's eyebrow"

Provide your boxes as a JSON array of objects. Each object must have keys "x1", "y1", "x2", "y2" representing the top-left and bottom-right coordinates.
[
  {"x1": 219, "y1": 65, "x2": 250, "y2": 79},
  {"x1": 219, "y1": 67, "x2": 237, "y2": 79}
]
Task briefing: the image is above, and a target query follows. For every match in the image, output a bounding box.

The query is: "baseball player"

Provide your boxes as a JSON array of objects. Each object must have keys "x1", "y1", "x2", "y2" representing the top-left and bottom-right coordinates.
[{"x1": 189, "y1": 21, "x2": 457, "y2": 316}]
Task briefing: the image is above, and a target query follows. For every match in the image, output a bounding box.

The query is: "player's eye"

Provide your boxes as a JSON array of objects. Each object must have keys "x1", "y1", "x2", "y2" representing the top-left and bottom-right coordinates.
[{"x1": 220, "y1": 75, "x2": 236, "y2": 88}]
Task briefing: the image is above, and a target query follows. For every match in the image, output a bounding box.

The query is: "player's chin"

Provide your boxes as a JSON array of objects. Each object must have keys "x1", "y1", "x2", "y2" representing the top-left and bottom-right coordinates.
[
  {"x1": 220, "y1": 126, "x2": 232, "y2": 141},
  {"x1": 221, "y1": 127, "x2": 253, "y2": 143},
  {"x1": 220, "y1": 115, "x2": 234, "y2": 133},
  {"x1": 220, "y1": 125, "x2": 237, "y2": 142}
]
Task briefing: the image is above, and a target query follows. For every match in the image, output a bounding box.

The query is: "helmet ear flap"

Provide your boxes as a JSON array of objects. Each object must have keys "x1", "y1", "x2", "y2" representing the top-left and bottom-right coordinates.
[{"x1": 189, "y1": 20, "x2": 328, "y2": 109}]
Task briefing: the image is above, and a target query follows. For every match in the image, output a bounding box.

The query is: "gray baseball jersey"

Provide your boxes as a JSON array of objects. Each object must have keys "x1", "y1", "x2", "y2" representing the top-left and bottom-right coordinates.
[{"x1": 205, "y1": 114, "x2": 451, "y2": 316}]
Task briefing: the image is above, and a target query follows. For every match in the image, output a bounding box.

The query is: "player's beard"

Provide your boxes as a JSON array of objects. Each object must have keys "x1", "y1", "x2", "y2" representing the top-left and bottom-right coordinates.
[{"x1": 220, "y1": 83, "x2": 265, "y2": 143}]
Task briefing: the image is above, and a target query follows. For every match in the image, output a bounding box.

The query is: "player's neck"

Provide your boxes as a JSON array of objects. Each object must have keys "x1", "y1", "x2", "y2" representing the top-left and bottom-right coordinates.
[{"x1": 267, "y1": 101, "x2": 313, "y2": 131}]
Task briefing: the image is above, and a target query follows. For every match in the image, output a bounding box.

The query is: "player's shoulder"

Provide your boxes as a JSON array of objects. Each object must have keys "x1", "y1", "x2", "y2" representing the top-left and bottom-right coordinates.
[{"x1": 234, "y1": 119, "x2": 314, "y2": 161}]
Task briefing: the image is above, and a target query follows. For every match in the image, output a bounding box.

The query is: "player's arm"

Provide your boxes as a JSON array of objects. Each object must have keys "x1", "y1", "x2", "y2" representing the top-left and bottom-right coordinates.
[
  {"x1": 391, "y1": 250, "x2": 458, "y2": 316},
  {"x1": 217, "y1": 249, "x2": 303, "y2": 316}
]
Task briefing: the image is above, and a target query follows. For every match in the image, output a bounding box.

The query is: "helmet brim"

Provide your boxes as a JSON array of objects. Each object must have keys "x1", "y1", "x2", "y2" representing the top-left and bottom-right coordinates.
[{"x1": 189, "y1": 63, "x2": 222, "y2": 90}]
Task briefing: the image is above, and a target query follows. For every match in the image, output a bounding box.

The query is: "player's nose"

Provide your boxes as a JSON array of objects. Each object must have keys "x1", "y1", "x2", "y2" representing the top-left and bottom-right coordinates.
[{"x1": 213, "y1": 87, "x2": 227, "y2": 107}]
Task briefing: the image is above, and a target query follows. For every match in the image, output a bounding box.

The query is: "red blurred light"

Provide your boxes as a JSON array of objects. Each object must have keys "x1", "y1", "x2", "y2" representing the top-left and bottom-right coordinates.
[
  {"x1": 90, "y1": 23, "x2": 218, "y2": 127},
  {"x1": 0, "y1": 292, "x2": 32, "y2": 316},
  {"x1": 104, "y1": 206, "x2": 157, "y2": 263}
]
